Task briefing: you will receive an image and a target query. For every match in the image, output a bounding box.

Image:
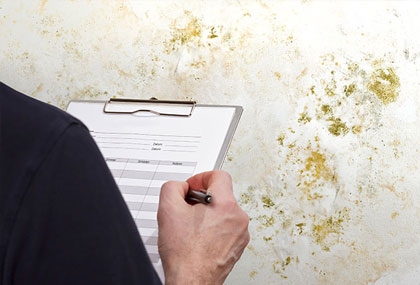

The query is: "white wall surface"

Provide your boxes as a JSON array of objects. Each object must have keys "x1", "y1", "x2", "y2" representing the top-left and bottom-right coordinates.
[{"x1": 1, "y1": 1, "x2": 420, "y2": 284}]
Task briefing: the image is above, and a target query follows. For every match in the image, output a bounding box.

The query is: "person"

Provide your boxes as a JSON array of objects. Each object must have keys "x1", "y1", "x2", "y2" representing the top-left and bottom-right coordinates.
[{"x1": 0, "y1": 82, "x2": 250, "y2": 284}]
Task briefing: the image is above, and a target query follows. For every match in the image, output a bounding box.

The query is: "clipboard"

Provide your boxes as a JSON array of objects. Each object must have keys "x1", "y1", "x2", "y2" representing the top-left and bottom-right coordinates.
[
  {"x1": 68, "y1": 98, "x2": 242, "y2": 170},
  {"x1": 66, "y1": 98, "x2": 243, "y2": 280}
]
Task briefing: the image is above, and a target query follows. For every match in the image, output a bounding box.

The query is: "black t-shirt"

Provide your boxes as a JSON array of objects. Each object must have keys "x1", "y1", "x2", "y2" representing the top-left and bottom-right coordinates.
[{"x1": 0, "y1": 83, "x2": 161, "y2": 284}]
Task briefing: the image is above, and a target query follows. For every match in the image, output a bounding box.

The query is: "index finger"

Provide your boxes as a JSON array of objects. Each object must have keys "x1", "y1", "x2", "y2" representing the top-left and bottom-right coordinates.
[
  {"x1": 186, "y1": 170, "x2": 233, "y2": 198},
  {"x1": 159, "y1": 180, "x2": 190, "y2": 207}
]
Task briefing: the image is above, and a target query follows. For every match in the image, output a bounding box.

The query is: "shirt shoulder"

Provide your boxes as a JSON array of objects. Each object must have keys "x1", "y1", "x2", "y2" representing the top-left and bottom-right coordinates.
[
  {"x1": 0, "y1": 83, "x2": 86, "y2": 277},
  {"x1": 0, "y1": 82, "x2": 85, "y2": 190},
  {"x1": 0, "y1": 82, "x2": 84, "y2": 183},
  {"x1": 0, "y1": 82, "x2": 82, "y2": 142}
]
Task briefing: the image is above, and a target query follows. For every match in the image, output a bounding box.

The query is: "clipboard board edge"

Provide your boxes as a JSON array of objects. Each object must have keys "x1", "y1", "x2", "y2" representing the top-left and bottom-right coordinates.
[
  {"x1": 210, "y1": 105, "x2": 243, "y2": 170},
  {"x1": 66, "y1": 99, "x2": 106, "y2": 110}
]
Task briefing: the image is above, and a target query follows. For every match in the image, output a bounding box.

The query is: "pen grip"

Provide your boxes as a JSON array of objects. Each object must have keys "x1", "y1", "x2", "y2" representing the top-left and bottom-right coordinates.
[{"x1": 186, "y1": 189, "x2": 212, "y2": 204}]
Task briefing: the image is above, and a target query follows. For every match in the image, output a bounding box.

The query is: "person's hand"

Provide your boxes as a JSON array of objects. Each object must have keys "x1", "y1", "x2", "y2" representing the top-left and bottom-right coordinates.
[{"x1": 157, "y1": 170, "x2": 250, "y2": 285}]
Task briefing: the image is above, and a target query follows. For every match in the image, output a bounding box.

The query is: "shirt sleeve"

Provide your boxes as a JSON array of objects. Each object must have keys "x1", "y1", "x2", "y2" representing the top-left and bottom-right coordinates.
[{"x1": 3, "y1": 123, "x2": 162, "y2": 285}]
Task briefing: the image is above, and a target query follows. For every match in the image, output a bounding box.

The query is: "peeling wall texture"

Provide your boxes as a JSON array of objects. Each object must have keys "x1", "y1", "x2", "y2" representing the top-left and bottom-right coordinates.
[{"x1": 2, "y1": 1, "x2": 420, "y2": 284}]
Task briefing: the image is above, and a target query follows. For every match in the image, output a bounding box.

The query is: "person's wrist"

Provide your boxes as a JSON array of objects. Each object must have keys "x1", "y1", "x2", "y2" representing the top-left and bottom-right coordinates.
[
  {"x1": 165, "y1": 272, "x2": 199, "y2": 285},
  {"x1": 164, "y1": 260, "x2": 222, "y2": 285},
  {"x1": 164, "y1": 267, "x2": 202, "y2": 285}
]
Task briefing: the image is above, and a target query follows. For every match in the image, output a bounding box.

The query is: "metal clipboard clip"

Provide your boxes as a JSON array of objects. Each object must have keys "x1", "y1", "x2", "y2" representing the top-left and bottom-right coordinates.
[{"x1": 103, "y1": 98, "x2": 196, "y2": 117}]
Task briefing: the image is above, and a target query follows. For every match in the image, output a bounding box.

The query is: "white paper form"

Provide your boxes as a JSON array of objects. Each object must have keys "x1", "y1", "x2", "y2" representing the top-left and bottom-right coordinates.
[{"x1": 66, "y1": 101, "x2": 240, "y2": 280}]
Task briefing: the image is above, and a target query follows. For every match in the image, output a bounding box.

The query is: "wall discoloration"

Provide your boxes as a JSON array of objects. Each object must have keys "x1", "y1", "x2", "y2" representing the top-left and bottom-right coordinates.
[
  {"x1": 368, "y1": 67, "x2": 400, "y2": 105},
  {"x1": 165, "y1": 11, "x2": 203, "y2": 53},
  {"x1": 2, "y1": 1, "x2": 420, "y2": 284}
]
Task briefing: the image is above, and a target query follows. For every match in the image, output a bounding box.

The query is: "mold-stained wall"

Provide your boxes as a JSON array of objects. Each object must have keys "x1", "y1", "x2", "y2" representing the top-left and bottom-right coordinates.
[{"x1": 2, "y1": 1, "x2": 420, "y2": 284}]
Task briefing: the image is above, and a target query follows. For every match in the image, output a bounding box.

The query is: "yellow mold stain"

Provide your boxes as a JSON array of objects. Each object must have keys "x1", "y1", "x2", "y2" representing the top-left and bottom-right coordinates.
[
  {"x1": 272, "y1": 256, "x2": 296, "y2": 276},
  {"x1": 249, "y1": 270, "x2": 258, "y2": 278},
  {"x1": 276, "y1": 134, "x2": 285, "y2": 146},
  {"x1": 190, "y1": 60, "x2": 206, "y2": 69},
  {"x1": 351, "y1": 125, "x2": 362, "y2": 134},
  {"x1": 348, "y1": 63, "x2": 359, "y2": 73},
  {"x1": 166, "y1": 12, "x2": 202, "y2": 53},
  {"x1": 328, "y1": 117, "x2": 349, "y2": 136},
  {"x1": 263, "y1": 236, "x2": 272, "y2": 242},
  {"x1": 208, "y1": 26, "x2": 218, "y2": 39},
  {"x1": 324, "y1": 79, "x2": 337, "y2": 96},
  {"x1": 296, "y1": 150, "x2": 333, "y2": 200},
  {"x1": 321, "y1": 104, "x2": 332, "y2": 115},
  {"x1": 261, "y1": 195, "x2": 275, "y2": 208},
  {"x1": 304, "y1": 151, "x2": 330, "y2": 182},
  {"x1": 367, "y1": 67, "x2": 400, "y2": 105},
  {"x1": 344, "y1": 83, "x2": 356, "y2": 97},
  {"x1": 274, "y1": 72, "x2": 281, "y2": 80},
  {"x1": 298, "y1": 112, "x2": 312, "y2": 124},
  {"x1": 240, "y1": 192, "x2": 252, "y2": 205},
  {"x1": 312, "y1": 210, "x2": 348, "y2": 251},
  {"x1": 295, "y1": 222, "x2": 306, "y2": 234},
  {"x1": 258, "y1": 214, "x2": 275, "y2": 227}
]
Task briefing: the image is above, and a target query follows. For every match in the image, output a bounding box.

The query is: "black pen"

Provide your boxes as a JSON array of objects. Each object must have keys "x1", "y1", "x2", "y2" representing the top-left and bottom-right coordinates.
[{"x1": 186, "y1": 189, "x2": 212, "y2": 204}]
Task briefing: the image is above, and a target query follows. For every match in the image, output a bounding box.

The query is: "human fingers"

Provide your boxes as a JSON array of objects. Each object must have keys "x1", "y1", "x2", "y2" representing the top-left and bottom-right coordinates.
[
  {"x1": 159, "y1": 181, "x2": 189, "y2": 207},
  {"x1": 187, "y1": 170, "x2": 234, "y2": 200}
]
